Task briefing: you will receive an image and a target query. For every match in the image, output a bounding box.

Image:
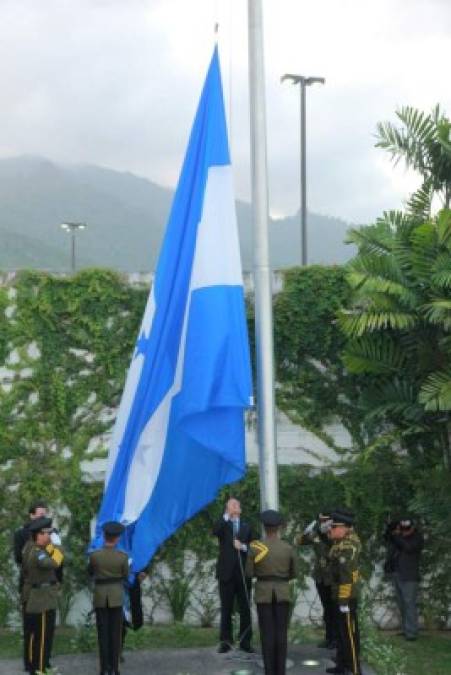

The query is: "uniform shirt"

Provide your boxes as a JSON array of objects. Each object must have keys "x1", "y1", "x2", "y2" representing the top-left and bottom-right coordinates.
[
  {"x1": 329, "y1": 531, "x2": 361, "y2": 606},
  {"x1": 22, "y1": 543, "x2": 64, "y2": 613},
  {"x1": 298, "y1": 530, "x2": 332, "y2": 585},
  {"x1": 246, "y1": 537, "x2": 297, "y2": 604},
  {"x1": 88, "y1": 547, "x2": 129, "y2": 609}
]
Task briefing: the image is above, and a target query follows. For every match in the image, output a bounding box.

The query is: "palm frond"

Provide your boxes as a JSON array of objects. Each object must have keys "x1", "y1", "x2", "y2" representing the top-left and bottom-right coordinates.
[
  {"x1": 362, "y1": 379, "x2": 424, "y2": 423},
  {"x1": 396, "y1": 107, "x2": 437, "y2": 147},
  {"x1": 436, "y1": 209, "x2": 451, "y2": 248},
  {"x1": 419, "y1": 368, "x2": 451, "y2": 411},
  {"x1": 422, "y1": 299, "x2": 451, "y2": 330},
  {"x1": 343, "y1": 336, "x2": 406, "y2": 375},
  {"x1": 406, "y1": 179, "x2": 434, "y2": 221},
  {"x1": 345, "y1": 222, "x2": 394, "y2": 256},
  {"x1": 347, "y1": 254, "x2": 417, "y2": 308},
  {"x1": 431, "y1": 253, "x2": 451, "y2": 289},
  {"x1": 338, "y1": 310, "x2": 417, "y2": 337}
]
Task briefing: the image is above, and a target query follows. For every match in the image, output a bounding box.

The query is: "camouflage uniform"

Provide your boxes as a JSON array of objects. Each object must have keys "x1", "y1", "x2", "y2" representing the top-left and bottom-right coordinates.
[
  {"x1": 298, "y1": 527, "x2": 336, "y2": 646},
  {"x1": 329, "y1": 530, "x2": 361, "y2": 675},
  {"x1": 22, "y1": 541, "x2": 64, "y2": 675}
]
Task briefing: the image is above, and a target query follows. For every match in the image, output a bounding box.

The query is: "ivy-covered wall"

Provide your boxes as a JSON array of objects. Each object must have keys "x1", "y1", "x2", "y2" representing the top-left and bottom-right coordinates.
[{"x1": 0, "y1": 268, "x2": 449, "y2": 629}]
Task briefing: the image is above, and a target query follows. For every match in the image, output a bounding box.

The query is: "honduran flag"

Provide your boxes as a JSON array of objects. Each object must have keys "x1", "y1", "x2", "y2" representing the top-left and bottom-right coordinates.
[{"x1": 94, "y1": 47, "x2": 253, "y2": 573}]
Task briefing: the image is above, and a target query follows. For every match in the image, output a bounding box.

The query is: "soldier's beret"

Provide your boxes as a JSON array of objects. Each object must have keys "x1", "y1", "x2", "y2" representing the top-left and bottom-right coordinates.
[
  {"x1": 331, "y1": 509, "x2": 354, "y2": 527},
  {"x1": 102, "y1": 521, "x2": 125, "y2": 536},
  {"x1": 260, "y1": 509, "x2": 285, "y2": 527},
  {"x1": 29, "y1": 517, "x2": 53, "y2": 533}
]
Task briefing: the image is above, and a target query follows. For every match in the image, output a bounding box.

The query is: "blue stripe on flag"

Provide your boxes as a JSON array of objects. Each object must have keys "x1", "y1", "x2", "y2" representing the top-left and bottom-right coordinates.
[{"x1": 93, "y1": 47, "x2": 252, "y2": 573}]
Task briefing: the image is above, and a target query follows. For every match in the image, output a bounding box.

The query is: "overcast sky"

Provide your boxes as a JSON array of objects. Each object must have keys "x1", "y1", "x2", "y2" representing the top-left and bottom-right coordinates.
[{"x1": 0, "y1": 0, "x2": 450, "y2": 223}]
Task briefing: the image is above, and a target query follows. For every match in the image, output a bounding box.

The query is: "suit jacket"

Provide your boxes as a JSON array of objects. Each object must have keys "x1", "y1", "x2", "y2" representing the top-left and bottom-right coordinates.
[{"x1": 213, "y1": 516, "x2": 253, "y2": 582}]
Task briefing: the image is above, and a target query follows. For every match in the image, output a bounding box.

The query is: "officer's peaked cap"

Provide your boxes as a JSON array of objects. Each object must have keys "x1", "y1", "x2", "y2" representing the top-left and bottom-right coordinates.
[
  {"x1": 102, "y1": 521, "x2": 125, "y2": 537},
  {"x1": 29, "y1": 517, "x2": 53, "y2": 533},
  {"x1": 318, "y1": 507, "x2": 334, "y2": 519},
  {"x1": 331, "y1": 509, "x2": 355, "y2": 527},
  {"x1": 260, "y1": 509, "x2": 285, "y2": 527}
]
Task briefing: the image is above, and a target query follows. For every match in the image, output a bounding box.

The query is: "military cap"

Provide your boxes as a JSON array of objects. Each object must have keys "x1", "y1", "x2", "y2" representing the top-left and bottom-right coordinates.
[
  {"x1": 260, "y1": 509, "x2": 285, "y2": 527},
  {"x1": 102, "y1": 521, "x2": 125, "y2": 536},
  {"x1": 399, "y1": 517, "x2": 414, "y2": 530},
  {"x1": 331, "y1": 509, "x2": 355, "y2": 527},
  {"x1": 29, "y1": 517, "x2": 53, "y2": 533}
]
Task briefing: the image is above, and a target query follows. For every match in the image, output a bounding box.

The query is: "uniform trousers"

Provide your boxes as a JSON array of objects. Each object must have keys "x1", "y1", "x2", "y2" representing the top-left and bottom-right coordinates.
[
  {"x1": 219, "y1": 566, "x2": 252, "y2": 648},
  {"x1": 315, "y1": 581, "x2": 336, "y2": 645},
  {"x1": 256, "y1": 594, "x2": 290, "y2": 675},
  {"x1": 27, "y1": 609, "x2": 56, "y2": 675},
  {"x1": 95, "y1": 606, "x2": 123, "y2": 675},
  {"x1": 22, "y1": 602, "x2": 34, "y2": 671},
  {"x1": 335, "y1": 600, "x2": 361, "y2": 675}
]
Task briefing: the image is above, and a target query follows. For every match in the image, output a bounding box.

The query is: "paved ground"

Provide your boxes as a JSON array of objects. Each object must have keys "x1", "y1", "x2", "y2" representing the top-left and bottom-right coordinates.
[{"x1": 0, "y1": 645, "x2": 376, "y2": 674}]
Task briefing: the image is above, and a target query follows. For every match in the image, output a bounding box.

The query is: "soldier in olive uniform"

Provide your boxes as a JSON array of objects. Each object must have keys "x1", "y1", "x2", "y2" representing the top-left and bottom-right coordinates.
[
  {"x1": 326, "y1": 510, "x2": 361, "y2": 675},
  {"x1": 246, "y1": 510, "x2": 297, "y2": 675},
  {"x1": 297, "y1": 508, "x2": 336, "y2": 649},
  {"x1": 22, "y1": 517, "x2": 64, "y2": 675},
  {"x1": 88, "y1": 521, "x2": 129, "y2": 675}
]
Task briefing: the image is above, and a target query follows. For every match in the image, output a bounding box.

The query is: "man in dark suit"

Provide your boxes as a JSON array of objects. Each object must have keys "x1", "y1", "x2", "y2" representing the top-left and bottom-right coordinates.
[{"x1": 212, "y1": 497, "x2": 254, "y2": 654}]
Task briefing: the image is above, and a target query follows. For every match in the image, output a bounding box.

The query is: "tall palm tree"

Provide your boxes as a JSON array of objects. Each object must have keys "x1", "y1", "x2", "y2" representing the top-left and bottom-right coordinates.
[
  {"x1": 339, "y1": 209, "x2": 451, "y2": 468},
  {"x1": 376, "y1": 106, "x2": 451, "y2": 217}
]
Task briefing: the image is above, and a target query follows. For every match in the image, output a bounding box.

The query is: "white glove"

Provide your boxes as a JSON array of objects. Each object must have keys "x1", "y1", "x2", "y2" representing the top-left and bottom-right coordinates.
[
  {"x1": 320, "y1": 519, "x2": 332, "y2": 534},
  {"x1": 223, "y1": 513, "x2": 230, "y2": 521},
  {"x1": 303, "y1": 520, "x2": 317, "y2": 536},
  {"x1": 50, "y1": 531, "x2": 62, "y2": 546},
  {"x1": 339, "y1": 605, "x2": 350, "y2": 613}
]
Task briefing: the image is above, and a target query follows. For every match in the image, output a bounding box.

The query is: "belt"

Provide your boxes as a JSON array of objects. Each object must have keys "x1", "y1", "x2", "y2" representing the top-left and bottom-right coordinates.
[
  {"x1": 256, "y1": 575, "x2": 289, "y2": 582},
  {"x1": 32, "y1": 581, "x2": 57, "y2": 589},
  {"x1": 94, "y1": 577, "x2": 125, "y2": 586}
]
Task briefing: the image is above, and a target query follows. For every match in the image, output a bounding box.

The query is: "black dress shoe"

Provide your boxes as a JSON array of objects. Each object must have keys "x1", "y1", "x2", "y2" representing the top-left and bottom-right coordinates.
[
  {"x1": 240, "y1": 645, "x2": 255, "y2": 653},
  {"x1": 218, "y1": 642, "x2": 232, "y2": 653}
]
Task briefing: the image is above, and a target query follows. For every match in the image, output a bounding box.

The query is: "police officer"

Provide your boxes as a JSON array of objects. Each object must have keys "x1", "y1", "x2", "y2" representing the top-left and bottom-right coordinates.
[
  {"x1": 246, "y1": 510, "x2": 297, "y2": 675},
  {"x1": 327, "y1": 510, "x2": 361, "y2": 675},
  {"x1": 88, "y1": 521, "x2": 129, "y2": 675},
  {"x1": 297, "y1": 508, "x2": 336, "y2": 649},
  {"x1": 22, "y1": 516, "x2": 64, "y2": 675}
]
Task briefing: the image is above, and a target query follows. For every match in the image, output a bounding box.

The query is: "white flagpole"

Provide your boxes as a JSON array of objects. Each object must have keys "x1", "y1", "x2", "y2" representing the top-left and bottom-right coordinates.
[{"x1": 248, "y1": 0, "x2": 279, "y2": 510}]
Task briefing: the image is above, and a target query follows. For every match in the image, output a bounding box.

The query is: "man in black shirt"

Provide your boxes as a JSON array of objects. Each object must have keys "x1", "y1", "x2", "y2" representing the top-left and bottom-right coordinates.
[
  {"x1": 212, "y1": 498, "x2": 254, "y2": 654},
  {"x1": 385, "y1": 517, "x2": 424, "y2": 641}
]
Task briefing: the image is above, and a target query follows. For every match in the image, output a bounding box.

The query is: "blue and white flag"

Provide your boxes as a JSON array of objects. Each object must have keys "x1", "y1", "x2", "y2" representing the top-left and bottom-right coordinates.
[{"x1": 94, "y1": 47, "x2": 252, "y2": 573}]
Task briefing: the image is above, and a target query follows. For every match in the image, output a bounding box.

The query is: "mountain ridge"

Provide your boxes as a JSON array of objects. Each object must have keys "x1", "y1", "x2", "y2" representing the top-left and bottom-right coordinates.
[{"x1": 0, "y1": 155, "x2": 355, "y2": 272}]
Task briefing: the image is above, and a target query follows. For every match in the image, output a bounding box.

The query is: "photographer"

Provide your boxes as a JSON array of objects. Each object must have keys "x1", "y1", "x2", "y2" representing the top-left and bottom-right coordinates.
[{"x1": 384, "y1": 516, "x2": 424, "y2": 641}]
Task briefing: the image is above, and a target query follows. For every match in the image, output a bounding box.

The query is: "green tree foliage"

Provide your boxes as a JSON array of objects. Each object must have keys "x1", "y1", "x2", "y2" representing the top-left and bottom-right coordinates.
[
  {"x1": 376, "y1": 105, "x2": 451, "y2": 213},
  {"x1": 273, "y1": 265, "x2": 367, "y2": 453},
  {"x1": 340, "y1": 209, "x2": 451, "y2": 468}
]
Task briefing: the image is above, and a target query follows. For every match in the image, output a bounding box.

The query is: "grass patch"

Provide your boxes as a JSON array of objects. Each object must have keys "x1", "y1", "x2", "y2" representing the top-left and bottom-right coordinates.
[
  {"x1": 0, "y1": 624, "x2": 218, "y2": 659},
  {"x1": 385, "y1": 631, "x2": 451, "y2": 675}
]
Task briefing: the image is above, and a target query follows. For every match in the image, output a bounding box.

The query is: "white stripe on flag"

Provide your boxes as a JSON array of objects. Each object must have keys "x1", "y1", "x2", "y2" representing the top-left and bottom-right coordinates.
[{"x1": 121, "y1": 164, "x2": 242, "y2": 524}]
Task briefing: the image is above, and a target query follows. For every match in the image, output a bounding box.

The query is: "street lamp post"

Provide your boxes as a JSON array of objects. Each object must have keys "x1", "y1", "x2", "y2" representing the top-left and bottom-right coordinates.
[
  {"x1": 60, "y1": 222, "x2": 87, "y2": 273},
  {"x1": 281, "y1": 74, "x2": 325, "y2": 266}
]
